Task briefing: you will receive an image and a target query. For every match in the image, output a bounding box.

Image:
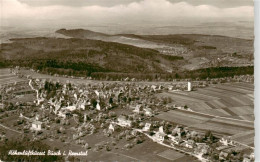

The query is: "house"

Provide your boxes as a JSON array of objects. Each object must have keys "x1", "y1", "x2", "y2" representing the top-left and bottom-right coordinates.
[
  {"x1": 94, "y1": 90, "x2": 99, "y2": 97},
  {"x1": 143, "y1": 123, "x2": 151, "y2": 131},
  {"x1": 220, "y1": 136, "x2": 234, "y2": 146},
  {"x1": 195, "y1": 144, "x2": 210, "y2": 156},
  {"x1": 74, "y1": 93, "x2": 78, "y2": 100},
  {"x1": 133, "y1": 105, "x2": 142, "y2": 114},
  {"x1": 151, "y1": 85, "x2": 156, "y2": 90},
  {"x1": 64, "y1": 105, "x2": 76, "y2": 111},
  {"x1": 154, "y1": 132, "x2": 165, "y2": 142},
  {"x1": 144, "y1": 108, "x2": 153, "y2": 116},
  {"x1": 185, "y1": 139, "x2": 195, "y2": 148},
  {"x1": 57, "y1": 111, "x2": 66, "y2": 118},
  {"x1": 31, "y1": 120, "x2": 42, "y2": 131},
  {"x1": 219, "y1": 151, "x2": 229, "y2": 161},
  {"x1": 172, "y1": 125, "x2": 185, "y2": 137},
  {"x1": 108, "y1": 123, "x2": 115, "y2": 132},
  {"x1": 172, "y1": 136, "x2": 183, "y2": 145},
  {"x1": 216, "y1": 145, "x2": 230, "y2": 151},
  {"x1": 83, "y1": 113, "x2": 89, "y2": 122},
  {"x1": 117, "y1": 115, "x2": 132, "y2": 127},
  {"x1": 131, "y1": 129, "x2": 139, "y2": 136},
  {"x1": 243, "y1": 157, "x2": 251, "y2": 162},
  {"x1": 154, "y1": 126, "x2": 166, "y2": 142},
  {"x1": 96, "y1": 102, "x2": 101, "y2": 111},
  {"x1": 250, "y1": 153, "x2": 254, "y2": 160},
  {"x1": 168, "y1": 85, "x2": 174, "y2": 91}
]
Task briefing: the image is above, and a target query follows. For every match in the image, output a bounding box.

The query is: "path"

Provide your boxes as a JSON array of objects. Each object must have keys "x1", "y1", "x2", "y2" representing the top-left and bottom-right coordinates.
[{"x1": 0, "y1": 123, "x2": 22, "y2": 134}]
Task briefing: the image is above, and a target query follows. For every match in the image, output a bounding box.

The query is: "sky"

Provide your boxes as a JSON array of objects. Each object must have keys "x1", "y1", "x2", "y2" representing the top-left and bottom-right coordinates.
[
  {"x1": 17, "y1": 0, "x2": 253, "y2": 8},
  {"x1": 0, "y1": 0, "x2": 254, "y2": 30}
]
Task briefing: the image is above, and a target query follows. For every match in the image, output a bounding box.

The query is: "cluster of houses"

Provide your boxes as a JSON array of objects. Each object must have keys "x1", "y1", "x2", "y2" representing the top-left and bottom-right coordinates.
[{"x1": 0, "y1": 72, "x2": 254, "y2": 162}]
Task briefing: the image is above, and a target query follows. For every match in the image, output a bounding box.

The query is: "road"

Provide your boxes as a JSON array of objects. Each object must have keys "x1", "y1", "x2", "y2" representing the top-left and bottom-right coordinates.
[{"x1": 0, "y1": 123, "x2": 22, "y2": 134}]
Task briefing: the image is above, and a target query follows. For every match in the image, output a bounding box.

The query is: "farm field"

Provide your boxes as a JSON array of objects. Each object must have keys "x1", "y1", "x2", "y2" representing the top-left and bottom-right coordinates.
[
  {"x1": 156, "y1": 82, "x2": 254, "y2": 146},
  {"x1": 157, "y1": 109, "x2": 254, "y2": 135},
  {"x1": 157, "y1": 82, "x2": 254, "y2": 121},
  {"x1": 158, "y1": 149, "x2": 194, "y2": 161},
  {"x1": 0, "y1": 69, "x2": 27, "y2": 86}
]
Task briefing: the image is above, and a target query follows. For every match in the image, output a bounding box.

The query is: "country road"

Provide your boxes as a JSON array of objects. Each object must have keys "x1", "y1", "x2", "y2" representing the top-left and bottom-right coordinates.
[{"x1": 0, "y1": 123, "x2": 22, "y2": 134}]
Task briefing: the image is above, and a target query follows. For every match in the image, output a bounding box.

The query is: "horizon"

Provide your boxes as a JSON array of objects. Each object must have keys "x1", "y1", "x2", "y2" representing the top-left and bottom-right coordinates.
[
  {"x1": 0, "y1": 0, "x2": 254, "y2": 42},
  {"x1": 2, "y1": 0, "x2": 254, "y2": 29}
]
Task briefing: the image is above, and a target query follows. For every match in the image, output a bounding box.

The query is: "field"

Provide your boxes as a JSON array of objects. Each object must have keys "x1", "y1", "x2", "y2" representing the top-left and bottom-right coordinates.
[
  {"x1": 0, "y1": 69, "x2": 27, "y2": 86},
  {"x1": 156, "y1": 82, "x2": 254, "y2": 146},
  {"x1": 157, "y1": 149, "x2": 198, "y2": 161},
  {"x1": 157, "y1": 82, "x2": 254, "y2": 121},
  {"x1": 157, "y1": 109, "x2": 254, "y2": 137},
  {"x1": 230, "y1": 130, "x2": 255, "y2": 147}
]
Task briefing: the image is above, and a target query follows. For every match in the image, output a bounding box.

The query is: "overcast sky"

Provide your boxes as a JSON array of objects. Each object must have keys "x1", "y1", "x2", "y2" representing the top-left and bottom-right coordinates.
[
  {"x1": 1, "y1": 0, "x2": 254, "y2": 29},
  {"x1": 16, "y1": 0, "x2": 254, "y2": 8}
]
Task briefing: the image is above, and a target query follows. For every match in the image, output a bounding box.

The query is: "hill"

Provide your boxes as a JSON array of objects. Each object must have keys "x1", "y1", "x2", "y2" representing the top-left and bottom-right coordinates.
[
  {"x1": 56, "y1": 29, "x2": 254, "y2": 71},
  {"x1": 0, "y1": 37, "x2": 185, "y2": 78},
  {"x1": 0, "y1": 29, "x2": 254, "y2": 81}
]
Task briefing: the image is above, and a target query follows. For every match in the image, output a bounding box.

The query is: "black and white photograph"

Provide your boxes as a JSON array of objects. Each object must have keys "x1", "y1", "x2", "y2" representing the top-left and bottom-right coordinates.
[{"x1": 0, "y1": 0, "x2": 255, "y2": 161}]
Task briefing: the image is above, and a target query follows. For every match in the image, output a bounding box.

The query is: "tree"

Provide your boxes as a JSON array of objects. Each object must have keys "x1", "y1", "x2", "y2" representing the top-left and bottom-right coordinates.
[
  {"x1": 109, "y1": 98, "x2": 113, "y2": 104},
  {"x1": 91, "y1": 99, "x2": 97, "y2": 108}
]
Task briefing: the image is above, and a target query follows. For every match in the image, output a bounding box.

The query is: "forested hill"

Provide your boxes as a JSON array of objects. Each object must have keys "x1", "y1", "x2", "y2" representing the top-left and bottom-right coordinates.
[
  {"x1": 0, "y1": 29, "x2": 254, "y2": 81},
  {"x1": 0, "y1": 37, "x2": 184, "y2": 77}
]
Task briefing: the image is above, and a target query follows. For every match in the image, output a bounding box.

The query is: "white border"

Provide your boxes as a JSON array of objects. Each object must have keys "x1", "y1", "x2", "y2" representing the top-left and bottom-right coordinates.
[{"x1": 255, "y1": 0, "x2": 260, "y2": 161}]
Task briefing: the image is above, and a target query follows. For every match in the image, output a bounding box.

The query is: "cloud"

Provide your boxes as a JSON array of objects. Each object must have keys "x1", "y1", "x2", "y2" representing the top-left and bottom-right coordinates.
[{"x1": 1, "y1": 0, "x2": 254, "y2": 28}]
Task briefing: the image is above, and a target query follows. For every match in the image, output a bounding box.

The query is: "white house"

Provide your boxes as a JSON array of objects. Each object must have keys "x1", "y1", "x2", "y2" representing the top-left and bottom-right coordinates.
[
  {"x1": 57, "y1": 111, "x2": 66, "y2": 118},
  {"x1": 108, "y1": 123, "x2": 115, "y2": 132},
  {"x1": 171, "y1": 136, "x2": 183, "y2": 145},
  {"x1": 117, "y1": 116, "x2": 132, "y2": 127},
  {"x1": 185, "y1": 139, "x2": 195, "y2": 148},
  {"x1": 31, "y1": 121, "x2": 42, "y2": 131},
  {"x1": 220, "y1": 136, "x2": 234, "y2": 146},
  {"x1": 133, "y1": 105, "x2": 142, "y2": 114},
  {"x1": 64, "y1": 105, "x2": 76, "y2": 111},
  {"x1": 151, "y1": 85, "x2": 157, "y2": 91},
  {"x1": 144, "y1": 108, "x2": 153, "y2": 116},
  {"x1": 94, "y1": 90, "x2": 100, "y2": 97},
  {"x1": 143, "y1": 123, "x2": 151, "y2": 131},
  {"x1": 96, "y1": 102, "x2": 101, "y2": 111},
  {"x1": 154, "y1": 126, "x2": 166, "y2": 142}
]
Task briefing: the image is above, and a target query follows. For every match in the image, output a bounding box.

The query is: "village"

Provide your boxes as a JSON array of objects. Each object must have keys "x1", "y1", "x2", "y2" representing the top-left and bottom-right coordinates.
[{"x1": 0, "y1": 67, "x2": 255, "y2": 162}]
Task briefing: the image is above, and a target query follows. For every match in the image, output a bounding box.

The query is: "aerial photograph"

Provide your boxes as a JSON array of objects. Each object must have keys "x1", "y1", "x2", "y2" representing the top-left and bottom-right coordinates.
[{"x1": 0, "y1": 0, "x2": 254, "y2": 161}]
